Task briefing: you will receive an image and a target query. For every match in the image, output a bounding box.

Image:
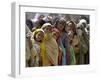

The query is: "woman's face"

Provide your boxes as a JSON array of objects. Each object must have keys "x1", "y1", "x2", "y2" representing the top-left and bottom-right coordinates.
[
  {"x1": 65, "y1": 26, "x2": 71, "y2": 33},
  {"x1": 66, "y1": 23, "x2": 74, "y2": 42},
  {"x1": 35, "y1": 31, "x2": 44, "y2": 42},
  {"x1": 44, "y1": 26, "x2": 52, "y2": 33},
  {"x1": 52, "y1": 32, "x2": 59, "y2": 40},
  {"x1": 68, "y1": 30, "x2": 74, "y2": 43},
  {"x1": 57, "y1": 21, "x2": 64, "y2": 31},
  {"x1": 67, "y1": 22, "x2": 75, "y2": 33}
]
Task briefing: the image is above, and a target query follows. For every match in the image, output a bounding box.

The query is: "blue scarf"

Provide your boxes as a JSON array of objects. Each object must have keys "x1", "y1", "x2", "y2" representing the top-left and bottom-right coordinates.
[{"x1": 59, "y1": 38, "x2": 67, "y2": 65}]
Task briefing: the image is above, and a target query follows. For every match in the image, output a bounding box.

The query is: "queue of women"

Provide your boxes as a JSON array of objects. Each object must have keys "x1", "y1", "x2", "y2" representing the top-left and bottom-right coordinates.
[{"x1": 26, "y1": 15, "x2": 89, "y2": 67}]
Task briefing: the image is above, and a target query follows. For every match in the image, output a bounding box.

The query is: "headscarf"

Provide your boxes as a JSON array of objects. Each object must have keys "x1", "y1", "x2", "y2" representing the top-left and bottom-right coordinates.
[
  {"x1": 32, "y1": 29, "x2": 46, "y2": 66},
  {"x1": 32, "y1": 29, "x2": 44, "y2": 39},
  {"x1": 41, "y1": 23, "x2": 52, "y2": 41},
  {"x1": 41, "y1": 23, "x2": 59, "y2": 66}
]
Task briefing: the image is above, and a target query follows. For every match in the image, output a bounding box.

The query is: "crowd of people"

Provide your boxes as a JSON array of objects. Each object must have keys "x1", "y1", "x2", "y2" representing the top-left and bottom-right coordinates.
[{"x1": 26, "y1": 14, "x2": 89, "y2": 67}]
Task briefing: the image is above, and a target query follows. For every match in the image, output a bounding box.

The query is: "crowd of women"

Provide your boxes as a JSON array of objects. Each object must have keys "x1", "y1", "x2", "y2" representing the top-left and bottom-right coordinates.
[{"x1": 26, "y1": 14, "x2": 89, "y2": 67}]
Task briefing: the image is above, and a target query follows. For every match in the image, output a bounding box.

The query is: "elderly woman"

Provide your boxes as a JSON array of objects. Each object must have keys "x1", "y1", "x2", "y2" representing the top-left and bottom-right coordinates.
[
  {"x1": 77, "y1": 19, "x2": 89, "y2": 64},
  {"x1": 41, "y1": 23, "x2": 59, "y2": 66}
]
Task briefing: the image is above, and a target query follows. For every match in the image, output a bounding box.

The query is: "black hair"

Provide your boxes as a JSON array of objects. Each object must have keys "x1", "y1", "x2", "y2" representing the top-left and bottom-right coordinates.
[
  {"x1": 26, "y1": 19, "x2": 33, "y2": 31},
  {"x1": 54, "y1": 18, "x2": 66, "y2": 32},
  {"x1": 35, "y1": 19, "x2": 46, "y2": 28}
]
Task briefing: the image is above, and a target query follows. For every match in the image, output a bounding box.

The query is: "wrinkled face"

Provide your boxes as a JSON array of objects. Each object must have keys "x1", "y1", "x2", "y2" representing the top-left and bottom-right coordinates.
[
  {"x1": 35, "y1": 31, "x2": 44, "y2": 42},
  {"x1": 57, "y1": 21, "x2": 64, "y2": 31}
]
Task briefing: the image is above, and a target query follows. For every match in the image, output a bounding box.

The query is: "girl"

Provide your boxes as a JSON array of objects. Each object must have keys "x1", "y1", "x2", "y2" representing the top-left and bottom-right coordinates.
[
  {"x1": 66, "y1": 21, "x2": 80, "y2": 64},
  {"x1": 54, "y1": 18, "x2": 70, "y2": 65},
  {"x1": 30, "y1": 29, "x2": 45, "y2": 67},
  {"x1": 67, "y1": 30, "x2": 76, "y2": 65}
]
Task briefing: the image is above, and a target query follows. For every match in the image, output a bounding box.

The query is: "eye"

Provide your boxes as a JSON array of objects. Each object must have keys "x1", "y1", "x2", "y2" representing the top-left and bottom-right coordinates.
[{"x1": 38, "y1": 33, "x2": 42, "y2": 37}]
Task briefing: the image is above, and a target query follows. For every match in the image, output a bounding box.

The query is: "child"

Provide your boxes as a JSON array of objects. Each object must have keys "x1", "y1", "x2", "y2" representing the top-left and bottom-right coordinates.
[
  {"x1": 30, "y1": 29, "x2": 45, "y2": 67},
  {"x1": 54, "y1": 18, "x2": 70, "y2": 65}
]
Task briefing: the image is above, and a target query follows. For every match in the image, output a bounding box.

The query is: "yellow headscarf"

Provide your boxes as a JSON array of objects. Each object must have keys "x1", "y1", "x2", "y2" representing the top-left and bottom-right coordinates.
[
  {"x1": 32, "y1": 29, "x2": 44, "y2": 38},
  {"x1": 41, "y1": 23, "x2": 52, "y2": 41},
  {"x1": 32, "y1": 29, "x2": 46, "y2": 66}
]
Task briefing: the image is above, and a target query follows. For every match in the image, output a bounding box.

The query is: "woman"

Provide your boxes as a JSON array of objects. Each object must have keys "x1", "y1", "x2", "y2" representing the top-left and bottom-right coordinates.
[
  {"x1": 30, "y1": 29, "x2": 45, "y2": 67},
  {"x1": 41, "y1": 23, "x2": 59, "y2": 66},
  {"x1": 52, "y1": 28, "x2": 62, "y2": 65},
  {"x1": 54, "y1": 18, "x2": 70, "y2": 65},
  {"x1": 67, "y1": 30, "x2": 76, "y2": 65},
  {"x1": 66, "y1": 21, "x2": 80, "y2": 64},
  {"x1": 77, "y1": 20, "x2": 89, "y2": 64}
]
